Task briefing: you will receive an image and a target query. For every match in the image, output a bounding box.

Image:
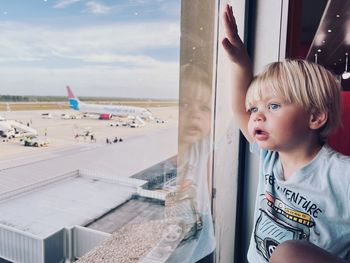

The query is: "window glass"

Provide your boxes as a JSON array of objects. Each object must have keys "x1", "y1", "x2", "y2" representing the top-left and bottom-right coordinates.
[
  {"x1": 0, "y1": 1, "x2": 240, "y2": 263},
  {"x1": 0, "y1": 0, "x2": 180, "y2": 262}
]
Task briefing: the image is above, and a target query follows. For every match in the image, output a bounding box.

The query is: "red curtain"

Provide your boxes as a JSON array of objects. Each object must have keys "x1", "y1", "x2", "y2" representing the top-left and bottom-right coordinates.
[{"x1": 327, "y1": 91, "x2": 350, "y2": 156}]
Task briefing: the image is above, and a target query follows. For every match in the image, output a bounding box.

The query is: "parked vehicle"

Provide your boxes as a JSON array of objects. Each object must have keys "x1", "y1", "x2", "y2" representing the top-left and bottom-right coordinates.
[
  {"x1": 108, "y1": 122, "x2": 121, "y2": 127},
  {"x1": 23, "y1": 136, "x2": 50, "y2": 147},
  {"x1": 41, "y1": 113, "x2": 52, "y2": 119},
  {"x1": 1, "y1": 128, "x2": 17, "y2": 139}
]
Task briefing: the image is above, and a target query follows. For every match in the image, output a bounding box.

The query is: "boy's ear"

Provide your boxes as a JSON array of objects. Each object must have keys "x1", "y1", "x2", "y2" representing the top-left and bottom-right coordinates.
[{"x1": 309, "y1": 111, "x2": 328, "y2": 130}]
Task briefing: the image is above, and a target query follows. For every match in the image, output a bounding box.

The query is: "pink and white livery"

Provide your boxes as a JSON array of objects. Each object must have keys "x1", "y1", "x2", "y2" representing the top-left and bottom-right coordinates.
[{"x1": 66, "y1": 86, "x2": 153, "y2": 120}]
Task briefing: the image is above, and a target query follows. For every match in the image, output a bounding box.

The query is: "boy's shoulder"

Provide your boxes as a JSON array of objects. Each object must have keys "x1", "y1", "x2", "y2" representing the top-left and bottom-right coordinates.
[
  {"x1": 322, "y1": 145, "x2": 350, "y2": 165},
  {"x1": 320, "y1": 145, "x2": 350, "y2": 178}
]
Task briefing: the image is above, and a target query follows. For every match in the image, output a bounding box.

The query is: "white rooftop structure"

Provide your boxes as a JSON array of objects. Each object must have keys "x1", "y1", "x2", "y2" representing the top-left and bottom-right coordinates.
[{"x1": 0, "y1": 170, "x2": 144, "y2": 239}]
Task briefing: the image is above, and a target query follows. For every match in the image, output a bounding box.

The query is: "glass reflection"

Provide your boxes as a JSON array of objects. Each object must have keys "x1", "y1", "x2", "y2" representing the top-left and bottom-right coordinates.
[{"x1": 164, "y1": 63, "x2": 215, "y2": 263}]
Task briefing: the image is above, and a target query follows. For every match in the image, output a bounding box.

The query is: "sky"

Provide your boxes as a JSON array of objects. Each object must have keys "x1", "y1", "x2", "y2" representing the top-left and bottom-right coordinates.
[{"x1": 0, "y1": 0, "x2": 180, "y2": 99}]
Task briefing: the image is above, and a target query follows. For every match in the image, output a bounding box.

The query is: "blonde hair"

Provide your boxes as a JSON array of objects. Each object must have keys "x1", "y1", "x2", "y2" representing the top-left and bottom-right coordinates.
[
  {"x1": 245, "y1": 59, "x2": 341, "y2": 140},
  {"x1": 180, "y1": 63, "x2": 212, "y2": 103}
]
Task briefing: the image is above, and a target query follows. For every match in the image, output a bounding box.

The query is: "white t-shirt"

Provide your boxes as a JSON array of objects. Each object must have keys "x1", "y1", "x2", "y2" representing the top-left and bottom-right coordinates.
[
  {"x1": 167, "y1": 138, "x2": 215, "y2": 263},
  {"x1": 248, "y1": 144, "x2": 350, "y2": 262}
]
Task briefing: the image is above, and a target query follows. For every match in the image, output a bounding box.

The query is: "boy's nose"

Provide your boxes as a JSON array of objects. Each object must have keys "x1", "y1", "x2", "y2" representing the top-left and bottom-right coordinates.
[
  {"x1": 187, "y1": 106, "x2": 201, "y2": 119},
  {"x1": 190, "y1": 112, "x2": 200, "y2": 120},
  {"x1": 253, "y1": 111, "x2": 265, "y2": 122}
]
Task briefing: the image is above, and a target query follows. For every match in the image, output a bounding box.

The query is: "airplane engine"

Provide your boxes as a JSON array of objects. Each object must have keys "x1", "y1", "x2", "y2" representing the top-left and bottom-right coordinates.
[{"x1": 99, "y1": 113, "x2": 112, "y2": 120}]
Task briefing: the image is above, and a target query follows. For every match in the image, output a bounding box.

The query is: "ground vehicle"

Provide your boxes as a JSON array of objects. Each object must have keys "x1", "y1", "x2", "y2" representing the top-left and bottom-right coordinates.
[
  {"x1": 23, "y1": 137, "x2": 50, "y2": 147},
  {"x1": 108, "y1": 121, "x2": 122, "y2": 127},
  {"x1": 129, "y1": 123, "x2": 143, "y2": 128},
  {"x1": 1, "y1": 128, "x2": 17, "y2": 139},
  {"x1": 61, "y1": 113, "x2": 82, "y2": 119},
  {"x1": 155, "y1": 118, "x2": 166, "y2": 124},
  {"x1": 41, "y1": 113, "x2": 52, "y2": 119}
]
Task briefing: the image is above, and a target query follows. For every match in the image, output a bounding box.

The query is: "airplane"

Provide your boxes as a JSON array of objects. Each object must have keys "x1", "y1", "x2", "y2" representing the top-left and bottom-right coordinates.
[{"x1": 66, "y1": 86, "x2": 153, "y2": 120}]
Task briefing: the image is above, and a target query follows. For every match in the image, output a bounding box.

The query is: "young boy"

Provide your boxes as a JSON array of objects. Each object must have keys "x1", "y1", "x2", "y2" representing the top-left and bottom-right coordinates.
[{"x1": 222, "y1": 4, "x2": 350, "y2": 263}]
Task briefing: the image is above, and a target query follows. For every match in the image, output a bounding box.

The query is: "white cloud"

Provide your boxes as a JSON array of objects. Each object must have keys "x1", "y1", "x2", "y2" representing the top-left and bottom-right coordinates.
[
  {"x1": 128, "y1": 0, "x2": 165, "y2": 4},
  {"x1": 83, "y1": 1, "x2": 111, "y2": 14},
  {"x1": 0, "y1": 21, "x2": 180, "y2": 64},
  {"x1": 0, "y1": 21, "x2": 180, "y2": 98},
  {"x1": 54, "y1": 0, "x2": 82, "y2": 8}
]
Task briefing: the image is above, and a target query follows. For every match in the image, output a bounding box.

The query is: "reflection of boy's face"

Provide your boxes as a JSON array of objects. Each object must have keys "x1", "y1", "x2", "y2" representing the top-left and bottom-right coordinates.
[{"x1": 179, "y1": 83, "x2": 211, "y2": 145}]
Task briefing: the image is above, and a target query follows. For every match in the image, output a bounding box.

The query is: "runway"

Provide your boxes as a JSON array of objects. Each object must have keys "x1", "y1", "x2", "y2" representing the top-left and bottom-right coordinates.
[{"x1": 0, "y1": 107, "x2": 178, "y2": 159}]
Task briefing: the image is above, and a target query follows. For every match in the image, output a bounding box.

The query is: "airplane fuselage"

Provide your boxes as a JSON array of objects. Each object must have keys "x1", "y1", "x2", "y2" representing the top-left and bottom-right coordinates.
[
  {"x1": 69, "y1": 99, "x2": 152, "y2": 119},
  {"x1": 66, "y1": 86, "x2": 153, "y2": 120}
]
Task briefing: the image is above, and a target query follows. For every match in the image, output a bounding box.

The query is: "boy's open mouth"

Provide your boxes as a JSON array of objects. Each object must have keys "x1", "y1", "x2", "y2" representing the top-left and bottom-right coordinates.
[
  {"x1": 253, "y1": 128, "x2": 269, "y2": 140},
  {"x1": 254, "y1": 128, "x2": 264, "y2": 135}
]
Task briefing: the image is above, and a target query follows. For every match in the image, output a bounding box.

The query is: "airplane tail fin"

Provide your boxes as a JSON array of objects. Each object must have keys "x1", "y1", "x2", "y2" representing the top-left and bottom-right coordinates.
[
  {"x1": 66, "y1": 86, "x2": 80, "y2": 110},
  {"x1": 67, "y1": 86, "x2": 76, "y2": 99}
]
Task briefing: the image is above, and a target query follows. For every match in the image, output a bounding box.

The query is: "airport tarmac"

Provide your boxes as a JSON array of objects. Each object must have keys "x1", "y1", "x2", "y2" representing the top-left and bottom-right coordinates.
[
  {"x1": 0, "y1": 107, "x2": 178, "y2": 162},
  {"x1": 0, "y1": 107, "x2": 179, "y2": 263}
]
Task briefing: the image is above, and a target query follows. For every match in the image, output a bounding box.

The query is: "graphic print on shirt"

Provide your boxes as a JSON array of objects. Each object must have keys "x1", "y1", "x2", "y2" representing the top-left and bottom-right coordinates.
[{"x1": 254, "y1": 192, "x2": 316, "y2": 261}]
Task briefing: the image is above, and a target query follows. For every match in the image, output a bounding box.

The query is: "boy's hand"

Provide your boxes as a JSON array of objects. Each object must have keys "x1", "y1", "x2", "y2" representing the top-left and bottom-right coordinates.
[
  {"x1": 221, "y1": 4, "x2": 253, "y2": 143},
  {"x1": 222, "y1": 4, "x2": 250, "y2": 68}
]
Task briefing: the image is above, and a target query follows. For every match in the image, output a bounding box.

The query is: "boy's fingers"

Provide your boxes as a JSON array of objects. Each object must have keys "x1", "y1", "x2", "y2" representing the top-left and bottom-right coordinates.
[
  {"x1": 223, "y1": 6, "x2": 239, "y2": 41},
  {"x1": 224, "y1": 8, "x2": 234, "y2": 30},
  {"x1": 228, "y1": 5, "x2": 234, "y2": 25},
  {"x1": 224, "y1": 13, "x2": 236, "y2": 40},
  {"x1": 224, "y1": 5, "x2": 233, "y2": 24},
  {"x1": 226, "y1": 4, "x2": 238, "y2": 33}
]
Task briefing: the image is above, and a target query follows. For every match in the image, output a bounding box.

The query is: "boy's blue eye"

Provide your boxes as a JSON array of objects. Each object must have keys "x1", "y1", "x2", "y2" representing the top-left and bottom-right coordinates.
[
  {"x1": 249, "y1": 107, "x2": 258, "y2": 113},
  {"x1": 200, "y1": 105, "x2": 211, "y2": 112},
  {"x1": 180, "y1": 101, "x2": 189, "y2": 108},
  {"x1": 269, "y1": 103, "x2": 280, "y2": 110}
]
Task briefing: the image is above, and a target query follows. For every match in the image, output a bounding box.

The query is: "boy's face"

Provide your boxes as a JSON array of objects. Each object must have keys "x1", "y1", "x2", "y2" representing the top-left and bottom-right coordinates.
[
  {"x1": 179, "y1": 84, "x2": 211, "y2": 145},
  {"x1": 247, "y1": 87, "x2": 312, "y2": 152}
]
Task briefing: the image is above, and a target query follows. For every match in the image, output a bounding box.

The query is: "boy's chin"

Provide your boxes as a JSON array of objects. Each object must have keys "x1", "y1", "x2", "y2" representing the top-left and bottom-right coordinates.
[
  {"x1": 179, "y1": 135, "x2": 200, "y2": 146},
  {"x1": 255, "y1": 141, "x2": 275, "y2": 151}
]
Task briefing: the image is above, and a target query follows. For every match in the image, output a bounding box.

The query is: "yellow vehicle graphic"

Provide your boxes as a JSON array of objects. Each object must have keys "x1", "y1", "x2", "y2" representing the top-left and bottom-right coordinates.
[
  {"x1": 265, "y1": 192, "x2": 314, "y2": 227},
  {"x1": 254, "y1": 192, "x2": 316, "y2": 260}
]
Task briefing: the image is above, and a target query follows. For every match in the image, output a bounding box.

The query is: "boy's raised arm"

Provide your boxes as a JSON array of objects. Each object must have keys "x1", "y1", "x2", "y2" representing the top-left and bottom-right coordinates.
[{"x1": 222, "y1": 4, "x2": 253, "y2": 143}]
